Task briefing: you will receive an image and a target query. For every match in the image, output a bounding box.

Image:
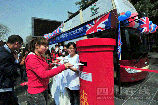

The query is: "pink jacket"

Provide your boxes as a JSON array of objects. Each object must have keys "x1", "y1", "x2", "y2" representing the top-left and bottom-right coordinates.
[{"x1": 25, "y1": 53, "x2": 66, "y2": 94}]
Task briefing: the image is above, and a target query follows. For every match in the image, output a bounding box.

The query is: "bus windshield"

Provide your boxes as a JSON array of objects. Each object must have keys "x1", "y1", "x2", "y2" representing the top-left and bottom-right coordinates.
[{"x1": 121, "y1": 28, "x2": 148, "y2": 60}]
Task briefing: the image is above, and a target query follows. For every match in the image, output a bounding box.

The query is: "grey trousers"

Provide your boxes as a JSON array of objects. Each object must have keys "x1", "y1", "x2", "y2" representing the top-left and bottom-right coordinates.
[{"x1": 27, "y1": 89, "x2": 48, "y2": 105}]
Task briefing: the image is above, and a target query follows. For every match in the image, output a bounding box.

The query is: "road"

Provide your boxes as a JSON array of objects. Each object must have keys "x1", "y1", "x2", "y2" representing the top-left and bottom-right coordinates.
[{"x1": 115, "y1": 53, "x2": 158, "y2": 105}]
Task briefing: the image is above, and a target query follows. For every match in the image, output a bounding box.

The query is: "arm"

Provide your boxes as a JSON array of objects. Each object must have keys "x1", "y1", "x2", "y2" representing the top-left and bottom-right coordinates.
[
  {"x1": 26, "y1": 56, "x2": 66, "y2": 79},
  {"x1": 0, "y1": 57, "x2": 19, "y2": 79},
  {"x1": 20, "y1": 56, "x2": 25, "y2": 65},
  {"x1": 48, "y1": 63, "x2": 54, "y2": 69},
  {"x1": 69, "y1": 67, "x2": 78, "y2": 72}
]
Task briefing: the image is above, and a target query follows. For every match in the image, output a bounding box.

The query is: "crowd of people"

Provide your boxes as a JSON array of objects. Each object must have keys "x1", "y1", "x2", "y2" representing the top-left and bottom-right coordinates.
[
  {"x1": 45, "y1": 42, "x2": 69, "y2": 64},
  {"x1": 0, "y1": 35, "x2": 80, "y2": 105}
]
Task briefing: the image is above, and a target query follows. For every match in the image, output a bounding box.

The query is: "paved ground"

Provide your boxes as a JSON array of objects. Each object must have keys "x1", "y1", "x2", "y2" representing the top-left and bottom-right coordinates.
[
  {"x1": 14, "y1": 81, "x2": 56, "y2": 105},
  {"x1": 14, "y1": 74, "x2": 56, "y2": 104},
  {"x1": 114, "y1": 52, "x2": 158, "y2": 105},
  {"x1": 15, "y1": 52, "x2": 158, "y2": 105}
]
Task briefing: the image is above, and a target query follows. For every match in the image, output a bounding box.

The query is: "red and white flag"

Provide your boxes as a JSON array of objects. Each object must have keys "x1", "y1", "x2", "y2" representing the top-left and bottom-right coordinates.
[
  {"x1": 86, "y1": 12, "x2": 111, "y2": 35},
  {"x1": 138, "y1": 17, "x2": 149, "y2": 33}
]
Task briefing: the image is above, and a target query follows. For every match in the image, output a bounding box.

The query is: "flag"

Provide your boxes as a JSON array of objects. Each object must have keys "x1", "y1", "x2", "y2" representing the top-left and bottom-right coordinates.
[
  {"x1": 44, "y1": 34, "x2": 49, "y2": 40},
  {"x1": 57, "y1": 27, "x2": 62, "y2": 33},
  {"x1": 138, "y1": 17, "x2": 149, "y2": 33},
  {"x1": 59, "y1": 21, "x2": 64, "y2": 28},
  {"x1": 55, "y1": 22, "x2": 64, "y2": 35},
  {"x1": 149, "y1": 23, "x2": 158, "y2": 33},
  {"x1": 86, "y1": 12, "x2": 111, "y2": 35},
  {"x1": 117, "y1": 22, "x2": 122, "y2": 59},
  {"x1": 127, "y1": 12, "x2": 139, "y2": 28},
  {"x1": 50, "y1": 33, "x2": 54, "y2": 38},
  {"x1": 57, "y1": 28, "x2": 59, "y2": 33},
  {"x1": 149, "y1": 23, "x2": 154, "y2": 33},
  {"x1": 57, "y1": 22, "x2": 64, "y2": 33},
  {"x1": 46, "y1": 22, "x2": 64, "y2": 40},
  {"x1": 53, "y1": 31, "x2": 56, "y2": 36}
]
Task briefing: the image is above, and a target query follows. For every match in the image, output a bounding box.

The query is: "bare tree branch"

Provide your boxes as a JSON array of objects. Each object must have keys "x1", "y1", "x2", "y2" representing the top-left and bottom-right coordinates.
[{"x1": 0, "y1": 23, "x2": 10, "y2": 41}]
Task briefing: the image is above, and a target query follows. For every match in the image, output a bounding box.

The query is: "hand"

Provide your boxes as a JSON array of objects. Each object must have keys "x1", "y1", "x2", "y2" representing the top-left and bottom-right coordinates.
[
  {"x1": 64, "y1": 63, "x2": 73, "y2": 69},
  {"x1": 13, "y1": 51, "x2": 18, "y2": 60},
  {"x1": 52, "y1": 60, "x2": 59, "y2": 63}
]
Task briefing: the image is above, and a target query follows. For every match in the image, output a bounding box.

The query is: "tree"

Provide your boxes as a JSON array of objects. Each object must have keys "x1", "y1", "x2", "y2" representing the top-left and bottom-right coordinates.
[
  {"x1": 134, "y1": 0, "x2": 157, "y2": 17},
  {"x1": 0, "y1": 23, "x2": 10, "y2": 41},
  {"x1": 75, "y1": 0, "x2": 96, "y2": 9},
  {"x1": 130, "y1": 0, "x2": 158, "y2": 24},
  {"x1": 129, "y1": 0, "x2": 158, "y2": 48},
  {"x1": 26, "y1": 34, "x2": 32, "y2": 44}
]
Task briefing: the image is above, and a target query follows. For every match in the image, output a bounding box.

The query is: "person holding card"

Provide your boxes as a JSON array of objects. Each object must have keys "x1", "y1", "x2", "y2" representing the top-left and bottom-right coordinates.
[
  {"x1": 25, "y1": 37, "x2": 73, "y2": 105},
  {"x1": 64, "y1": 42, "x2": 80, "y2": 105}
]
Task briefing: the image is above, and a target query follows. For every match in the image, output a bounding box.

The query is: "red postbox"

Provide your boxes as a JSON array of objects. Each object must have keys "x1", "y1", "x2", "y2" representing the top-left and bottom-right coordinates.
[{"x1": 76, "y1": 38, "x2": 116, "y2": 105}]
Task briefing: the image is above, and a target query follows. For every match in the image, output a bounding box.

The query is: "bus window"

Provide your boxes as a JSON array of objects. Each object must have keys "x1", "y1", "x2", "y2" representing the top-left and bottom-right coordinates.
[{"x1": 121, "y1": 28, "x2": 148, "y2": 60}]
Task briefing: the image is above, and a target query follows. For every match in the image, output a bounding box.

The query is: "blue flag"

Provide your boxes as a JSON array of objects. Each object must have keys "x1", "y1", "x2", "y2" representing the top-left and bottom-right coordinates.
[{"x1": 117, "y1": 22, "x2": 122, "y2": 59}]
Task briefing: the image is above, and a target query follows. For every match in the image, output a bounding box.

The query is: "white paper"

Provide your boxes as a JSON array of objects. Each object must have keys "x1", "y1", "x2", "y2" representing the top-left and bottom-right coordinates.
[
  {"x1": 73, "y1": 63, "x2": 84, "y2": 66},
  {"x1": 79, "y1": 71, "x2": 92, "y2": 82}
]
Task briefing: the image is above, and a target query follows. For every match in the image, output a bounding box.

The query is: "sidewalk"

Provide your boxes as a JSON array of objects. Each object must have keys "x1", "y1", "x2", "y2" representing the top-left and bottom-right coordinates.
[
  {"x1": 14, "y1": 79, "x2": 55, "y2": 105},
  {"x1": 148, "y1": 52, "x2": 158, "y2": 59},
  {"x1": 114, "y1": 72, "x2": 158, "y2": 105},
  {"x1": 114, "y1": 52, "x2": 158, "y2": 105}
]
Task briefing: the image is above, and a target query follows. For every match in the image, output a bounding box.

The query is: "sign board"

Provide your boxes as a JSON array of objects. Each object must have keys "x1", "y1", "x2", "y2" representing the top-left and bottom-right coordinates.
[
  {"x1": 48, "y1": 12, "x2": 111, "y2": 44},
  {"x1": 64, "y1": 14, "x2": 81, "y2": 31},
  {"x1": 32, "y1": 17, "x2": 61, "y2": 37},
  {"x1": 63, "y1": 0, "x2": 113, "y2": 32},
  {"x1": 82, "y1": 0, "x2": 113, "y2": 23}
]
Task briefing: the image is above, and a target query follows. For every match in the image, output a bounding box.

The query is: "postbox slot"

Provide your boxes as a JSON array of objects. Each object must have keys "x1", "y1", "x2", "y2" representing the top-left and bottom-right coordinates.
[{"x1": 80, "y1": 61, "x2": 87, "y2": 66}]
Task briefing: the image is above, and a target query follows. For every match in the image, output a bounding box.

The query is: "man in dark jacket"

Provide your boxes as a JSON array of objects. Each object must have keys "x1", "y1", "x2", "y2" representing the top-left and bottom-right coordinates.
[{"x1": 0, "y1": 35, "x2": 23, "y2": 105}]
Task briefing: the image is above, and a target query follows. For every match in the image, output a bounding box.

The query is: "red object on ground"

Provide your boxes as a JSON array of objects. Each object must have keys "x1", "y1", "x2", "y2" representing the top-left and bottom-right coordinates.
[
  {"x1": 20, "y1": 82, "x2": 28, "y2": 86},
  {"x1": 76, "y1": 38, "x2": 116, "y2": 105}
]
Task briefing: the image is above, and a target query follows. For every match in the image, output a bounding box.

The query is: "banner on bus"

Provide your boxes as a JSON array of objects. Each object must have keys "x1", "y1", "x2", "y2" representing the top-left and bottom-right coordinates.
[
  {"x1": 64, "y1": 14, "x2": 81, "y2": 31},
  {"x1": 48, "y1": 12, "x2": 111, "y2": 44}
]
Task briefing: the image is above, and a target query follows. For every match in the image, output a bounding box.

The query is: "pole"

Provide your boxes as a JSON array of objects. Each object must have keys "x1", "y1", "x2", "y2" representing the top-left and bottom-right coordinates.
[{"x1": 114, "y1": 22, "x2": 126, "y2": 99}]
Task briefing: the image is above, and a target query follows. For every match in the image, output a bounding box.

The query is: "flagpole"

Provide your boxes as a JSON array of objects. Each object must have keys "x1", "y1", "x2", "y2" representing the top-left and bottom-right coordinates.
[
  {"x1": 115, "y1": 21, "x2": 126, "y2": 99},
  {"x1": 117, "y1": 21, "x2": 121, "y2": 95},
  {"x1": 119, "y1": 22, "x2": 121, "y2": 60}
]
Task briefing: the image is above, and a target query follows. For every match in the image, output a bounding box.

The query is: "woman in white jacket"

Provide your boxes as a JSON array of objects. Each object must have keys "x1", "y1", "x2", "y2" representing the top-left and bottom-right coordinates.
[
  {"x1": 64, "y1": 42, "x2": 80, "y2": 105},
  {"x1": 51, "y1": 42, "x2": 80, "y2": 105}
]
